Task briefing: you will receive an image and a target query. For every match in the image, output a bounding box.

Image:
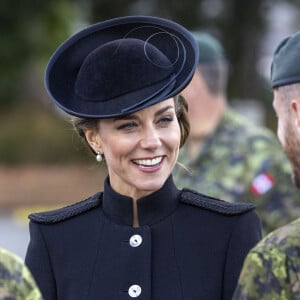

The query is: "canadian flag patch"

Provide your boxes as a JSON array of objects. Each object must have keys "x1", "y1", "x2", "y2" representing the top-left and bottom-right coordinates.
[{"x1": 250, "y1": 173, "x2": 274, "y2": 196}]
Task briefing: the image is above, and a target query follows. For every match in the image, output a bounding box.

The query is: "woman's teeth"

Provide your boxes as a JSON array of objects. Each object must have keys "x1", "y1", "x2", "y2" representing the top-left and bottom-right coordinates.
[{"x1": 133, "y1": 157, "x2": 163, "y2": 166}]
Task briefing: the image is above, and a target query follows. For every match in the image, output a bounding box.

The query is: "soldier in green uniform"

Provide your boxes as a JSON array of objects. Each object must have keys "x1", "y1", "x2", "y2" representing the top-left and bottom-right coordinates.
[
  {"x1": 233, "y1": 31, "x2": 300, "y2": 299},
  {"x1": 0, "y1": 247, "x2": 41, "y2": 300},
  {"x1": 173, "y1": 32, "x2": 300, "y2": 235}
]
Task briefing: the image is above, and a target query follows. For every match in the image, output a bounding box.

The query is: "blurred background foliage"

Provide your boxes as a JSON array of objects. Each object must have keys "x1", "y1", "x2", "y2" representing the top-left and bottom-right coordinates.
[{"x1": 1, "y1": 0, "x2": 300, "y2": 164}]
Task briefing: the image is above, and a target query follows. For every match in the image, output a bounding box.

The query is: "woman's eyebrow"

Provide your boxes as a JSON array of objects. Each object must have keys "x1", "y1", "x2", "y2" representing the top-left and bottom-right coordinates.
[
  {"x1": 154, "y1": 105, "x2": 174, "y2": 116},
  {"x1": 113, "y1": 105, "x2": 174, "y2": 122}
]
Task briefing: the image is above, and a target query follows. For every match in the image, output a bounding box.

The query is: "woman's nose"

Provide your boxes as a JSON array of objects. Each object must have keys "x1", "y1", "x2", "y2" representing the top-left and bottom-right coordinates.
[{"x1": 140, "y1": 128, "x2": 162, "y2": 149}]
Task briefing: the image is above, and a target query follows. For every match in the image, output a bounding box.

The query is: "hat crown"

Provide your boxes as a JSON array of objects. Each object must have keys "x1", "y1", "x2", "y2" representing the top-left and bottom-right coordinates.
[
  {"x1": 271, "y1": 31, "x2": 300, "y2": 88},
  {"x1": 74, "y1": 38, "x2": 174, "y2": 103},
  {"x1": 45, "y1": 16, "x2": 199, "y2": 118}
]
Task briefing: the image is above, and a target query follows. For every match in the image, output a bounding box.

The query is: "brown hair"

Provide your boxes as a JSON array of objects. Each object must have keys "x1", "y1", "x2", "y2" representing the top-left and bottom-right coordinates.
[
  {"x1": 175, "y1": 95, "x2": 190, "y2": 147},
  {"x1": 72, "y1": 95, "x2": 190, "y2": 155}
]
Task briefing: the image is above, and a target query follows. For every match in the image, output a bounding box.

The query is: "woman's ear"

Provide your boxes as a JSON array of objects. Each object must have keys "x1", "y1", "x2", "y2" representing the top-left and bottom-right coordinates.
[
  {"x1": 290, "y1": 98, "x2": 300, "y2": 129},
  {"x1": 84, "y1": 129, "x2": 103, "y2": 153}
]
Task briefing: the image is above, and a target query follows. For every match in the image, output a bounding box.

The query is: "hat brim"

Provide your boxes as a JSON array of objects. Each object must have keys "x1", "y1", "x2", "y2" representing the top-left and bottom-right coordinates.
[{"x1": 45, "y1": 15, "x2": 198, "y2": 118}]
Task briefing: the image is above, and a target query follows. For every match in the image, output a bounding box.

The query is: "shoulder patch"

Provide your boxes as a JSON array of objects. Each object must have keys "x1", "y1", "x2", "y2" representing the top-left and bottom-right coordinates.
[
  {"x1": 28, "y1": 192, "x2": 103, "y2": 224},
  {"x1": 180, "y1": 189, "x2": 255, "y2": 215}
]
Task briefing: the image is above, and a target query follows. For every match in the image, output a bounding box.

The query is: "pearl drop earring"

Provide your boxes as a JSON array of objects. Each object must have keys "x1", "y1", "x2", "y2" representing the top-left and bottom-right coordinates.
[{"x1": 96, "y1": 151, "x2": 102, "y2": 162}]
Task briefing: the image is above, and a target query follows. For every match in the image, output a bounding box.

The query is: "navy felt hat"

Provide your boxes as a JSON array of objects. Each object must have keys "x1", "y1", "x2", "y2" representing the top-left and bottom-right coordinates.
[
  {"x1": 45, "y1": 16, "x2": 199, "y2": 118},
  {"x1": 271, "y1": 31, "x2": 300, "y2": 88}
]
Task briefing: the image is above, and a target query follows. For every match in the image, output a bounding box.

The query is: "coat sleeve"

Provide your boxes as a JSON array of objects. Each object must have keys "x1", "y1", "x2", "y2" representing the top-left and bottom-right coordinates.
[
  {"x1": 223, "y1": 210, "x2": 262, "y2": 300},
  {"x1": 25, "y1": 221, "x2": 57, "y2": 300}
]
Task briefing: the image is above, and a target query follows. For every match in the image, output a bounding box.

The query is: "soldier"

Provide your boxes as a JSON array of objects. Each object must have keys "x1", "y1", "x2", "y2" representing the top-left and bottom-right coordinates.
[
  {"x1": 0, "y1": 247, "x2": 41, "y2": 299},
  {"x1": 173, "y1": 32, "x2": 300, "y2": 235},
  {"x1": 233, "y1": 31, "x2": 300, "y2": 299}
]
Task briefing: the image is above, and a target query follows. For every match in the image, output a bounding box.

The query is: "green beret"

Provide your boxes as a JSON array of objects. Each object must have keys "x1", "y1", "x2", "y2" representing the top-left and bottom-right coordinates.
[
  {"x1": 192, "y1": 32, "x2": 225, "y2": 63},
  {"x1": 271, "y1": 31, "x2": 300, "y2": 88}
]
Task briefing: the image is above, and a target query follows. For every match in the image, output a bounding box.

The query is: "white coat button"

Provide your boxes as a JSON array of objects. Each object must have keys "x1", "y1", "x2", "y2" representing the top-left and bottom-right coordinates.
[
  {"x1": 129, "y1": 234, "x2": 142, "y2": 247},
  {"x1": 128, "y1": 284, "x2": 142, "y2": 298}
]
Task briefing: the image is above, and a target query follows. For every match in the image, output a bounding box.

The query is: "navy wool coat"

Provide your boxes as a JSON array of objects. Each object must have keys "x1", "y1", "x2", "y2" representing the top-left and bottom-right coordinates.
[{"x1": 25, "y1": 176, "x2": 261, "y2": 300}]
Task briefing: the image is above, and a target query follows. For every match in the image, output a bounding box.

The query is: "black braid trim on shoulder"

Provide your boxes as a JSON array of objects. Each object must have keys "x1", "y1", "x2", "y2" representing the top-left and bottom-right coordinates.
[
  {"x1": 180, "y1": 189, "x2": 255, "y2": 215},
  {"x1": 28, "y1": 192, "x2": 103, "y2": 224}
]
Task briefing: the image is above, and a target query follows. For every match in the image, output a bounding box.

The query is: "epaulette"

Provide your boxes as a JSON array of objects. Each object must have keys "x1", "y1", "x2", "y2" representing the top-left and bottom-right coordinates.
[
  {"x1": 180, "y1": 189, "x2": 255, "y2": 215},
  {"x1": 28, "y1": 192, "x2": 103, "y2": 224}
]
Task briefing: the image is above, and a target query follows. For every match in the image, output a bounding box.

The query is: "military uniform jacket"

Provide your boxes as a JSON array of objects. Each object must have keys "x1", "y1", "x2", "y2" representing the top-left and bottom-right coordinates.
[
  {"x1": 25, "y1": 176, "x2": 261, "y2": 300},
  {"x1": 173, "y1": 108, "x2": 300, "y2": 235},
  {"x1": 233, "y1": 217, "x2": 300, "y2": 299},
  {"x1": 0, "y1": 247, "x2": 42, "y2": 300}
]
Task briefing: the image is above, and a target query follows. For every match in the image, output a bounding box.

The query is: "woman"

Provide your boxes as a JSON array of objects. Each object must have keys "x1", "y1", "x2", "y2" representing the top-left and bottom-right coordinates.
[{"x1": 25, "y1": 16, "x2": 261, "y2": 300}]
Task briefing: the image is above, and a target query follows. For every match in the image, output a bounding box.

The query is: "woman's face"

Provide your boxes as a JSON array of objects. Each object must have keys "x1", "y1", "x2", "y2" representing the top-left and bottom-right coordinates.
[{"x1": 86, "y1": 98, "x2": 181, "y2": 200}]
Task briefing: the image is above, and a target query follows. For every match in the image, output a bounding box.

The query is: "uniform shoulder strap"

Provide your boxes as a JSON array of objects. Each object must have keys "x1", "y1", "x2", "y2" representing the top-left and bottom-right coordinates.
[
  {"x1": 28, "y1": 192, "x2": 103, "y2": 224},
  {"x1": 180, "y1": 189, "x2": 255, "y2": 215}
]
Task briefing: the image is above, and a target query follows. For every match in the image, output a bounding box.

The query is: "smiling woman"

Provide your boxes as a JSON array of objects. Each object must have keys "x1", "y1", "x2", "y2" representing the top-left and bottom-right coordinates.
[
  {"x1": 78, "y1": 98, "x2": 181, "y2": 227},
  {"x1": 89, "y1": 101, "x2": 179, "y2": 193},
  {"x1": 76, "y1": 98, "x2": 182, "y2": 202},
  {"x1": 25, "y1": 16, "x2": 262, "y2": 300}
]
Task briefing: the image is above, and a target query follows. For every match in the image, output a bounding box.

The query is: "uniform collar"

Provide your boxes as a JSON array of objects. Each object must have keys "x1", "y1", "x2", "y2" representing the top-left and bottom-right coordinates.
[{"x1": 102, "y1": 175, "x2": 180, "y2": 226}]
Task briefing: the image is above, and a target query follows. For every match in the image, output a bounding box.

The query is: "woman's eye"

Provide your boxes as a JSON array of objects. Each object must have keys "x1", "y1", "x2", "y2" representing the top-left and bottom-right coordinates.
[
  {"x1": 159, "y1": 116, "x2": 173, "y2": 124},
  {"x1": 117, "y1": 122, "x2": 137, "y2": 130}
]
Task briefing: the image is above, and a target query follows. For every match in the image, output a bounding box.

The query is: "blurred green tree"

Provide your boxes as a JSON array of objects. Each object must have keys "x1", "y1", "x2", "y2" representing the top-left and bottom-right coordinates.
[
  {"x1": 0, "y1": 0, "x2": 77, "y2": 108},
  {"x1": 87, "y1": 0, "x2": 137, "y2": 21}
]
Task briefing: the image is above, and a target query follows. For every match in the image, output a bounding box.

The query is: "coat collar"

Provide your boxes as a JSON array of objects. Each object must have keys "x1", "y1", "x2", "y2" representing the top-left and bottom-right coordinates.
[{"x1": 102, "y1": 175, "x2": 180, "y2": 226}]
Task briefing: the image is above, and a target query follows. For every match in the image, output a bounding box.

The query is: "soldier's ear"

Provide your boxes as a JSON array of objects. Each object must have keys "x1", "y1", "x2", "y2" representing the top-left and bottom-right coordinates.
[{"x1": 290, "y1": 98, "x2": 300, "y2": 130}]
